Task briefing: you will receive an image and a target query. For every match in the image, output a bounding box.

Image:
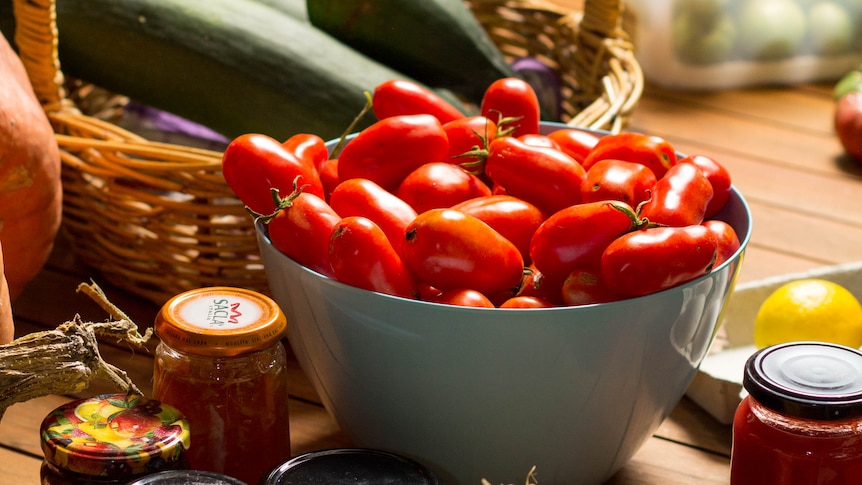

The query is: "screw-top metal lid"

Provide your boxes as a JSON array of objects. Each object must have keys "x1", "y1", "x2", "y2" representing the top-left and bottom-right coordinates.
[
  {"x1": 40, "y1": 394, "x2": 190, "y2": 477},
  {"x1": 260, "y1": 448, "x2": 440, "y2": 485},
  {"x1": 154, "y1": 287, "x2": 286, "y2": 357},
  {"x1": 744, "y1": 341, "x2": 862, "y2": 420}
]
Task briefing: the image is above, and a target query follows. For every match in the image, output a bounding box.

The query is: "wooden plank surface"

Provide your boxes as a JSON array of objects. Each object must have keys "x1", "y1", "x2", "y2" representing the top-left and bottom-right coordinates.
[{"x1": 2, "y1": 78, "x2": 861, "y2": 484}]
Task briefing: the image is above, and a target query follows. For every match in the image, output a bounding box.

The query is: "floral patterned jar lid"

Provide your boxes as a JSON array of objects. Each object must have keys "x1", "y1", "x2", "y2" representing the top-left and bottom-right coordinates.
[{"x1": 40, "y1": 394, "x2": 191, "y2": 477}]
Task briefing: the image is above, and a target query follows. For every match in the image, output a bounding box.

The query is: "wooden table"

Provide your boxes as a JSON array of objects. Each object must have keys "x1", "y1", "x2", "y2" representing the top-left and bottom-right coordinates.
[{"x1": 1, "y1": 81, "x2": 861, "y2": 484}]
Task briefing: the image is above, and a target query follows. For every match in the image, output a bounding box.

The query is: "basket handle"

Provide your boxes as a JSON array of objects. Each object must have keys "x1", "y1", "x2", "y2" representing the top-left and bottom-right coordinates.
[
  {"x1": 575, "y1": 0, "x2": 629, "y2": 99},
  {"x1": 12, "y1": 0, "x2": 68, "y2": 113}
]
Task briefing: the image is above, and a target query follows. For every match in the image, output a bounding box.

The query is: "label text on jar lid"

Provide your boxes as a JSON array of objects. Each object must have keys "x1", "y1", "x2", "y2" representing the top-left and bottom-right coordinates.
[{"x1": 180, "y1": 293, "x2": 264, "y2": 331}]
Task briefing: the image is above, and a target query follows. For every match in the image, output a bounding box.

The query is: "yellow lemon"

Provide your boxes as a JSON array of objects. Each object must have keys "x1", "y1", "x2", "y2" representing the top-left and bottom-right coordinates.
[{"x1": 754, "y1": 279, "x2": 862, "y2": 349}]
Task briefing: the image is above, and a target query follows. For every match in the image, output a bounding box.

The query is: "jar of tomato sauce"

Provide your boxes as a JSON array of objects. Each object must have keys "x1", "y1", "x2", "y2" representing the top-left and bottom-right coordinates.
[
  {"x1": 730, "y1": 341, "x2": 862, "y2": 485},
  {"x1": 152, "y1": 287, "x2": 290, "y2": 484},
  {"x1": 39, "y1": 394, "x2": 190, "y2": 485}
]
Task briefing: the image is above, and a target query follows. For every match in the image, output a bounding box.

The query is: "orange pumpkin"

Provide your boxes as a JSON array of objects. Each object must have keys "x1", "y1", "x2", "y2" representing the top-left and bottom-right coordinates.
[
  {"x1": 0, "y1": 32, "x2": 63, "y2": 304},
  {"x1": 0, "y1": 241, "x2": 12, "y2": 344}
]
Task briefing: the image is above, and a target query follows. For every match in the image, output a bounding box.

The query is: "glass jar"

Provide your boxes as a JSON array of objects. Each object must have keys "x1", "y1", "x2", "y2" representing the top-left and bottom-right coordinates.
[
  {"x1": 730, "y1": 341, "x2": 862, "y2": 485},
  {"x1": 261, "y1": 448, "x2": 440, "y2": 485},
  {"x1": 39, "y1": 394, "x2": 190, "y2": 485},
  {"x1": 152, "y1": 287, "x2": 290, "y2": 485},
  {"x1": 127, "y1": 470, "x2": 247, "y2": 484}
]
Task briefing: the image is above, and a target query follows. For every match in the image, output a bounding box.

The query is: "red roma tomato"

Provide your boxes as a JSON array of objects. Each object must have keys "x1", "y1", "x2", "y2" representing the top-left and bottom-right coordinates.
[
  {"x1": 329, "y1": 216, "x2": 418, "y2": 299},
  {"x1": 517, "y1": 264, "x2": 566, "y2": 305},
  {"x1": 582, "y1": 132, "x2": 676, "y2": 178},
  {"x1": 530, "y1": 200, "x2": 644, "y2": 282},
  {"x1": 282, "y1": 133, "x2": 328, "y2": 172},
  {"x1": 395, "y1": 162, "x2": 491, "y2": 214},
  {"x1": 561, "y1": 268, "x2": 624, "y2": 306},
  {"x1": 443, "y1": 116, "x2": 497, "y2": 168},
  {"x1": 318, "y1": 158, "x2": 340, "y2": 202},
  {"x1": 601, "y1": 225, "x2": 718, "y2": 297},
  {"x1": 499, "y1": 295, "x2": 556, "y2": 308},
  {"x1": 518, "y1": 134, "x2": 561, "y2": 150},
  {"x1": 337, "y1": 114, "x2": 449, "y2": 191},
  {"x1": 580, "y1": 159, "x2": 657, "y2": 207},
  {"x1": 676, "y1": 154, "x2": 732, "y2": 218},
  {"x1": 450, "y1": 195, "x2": 546, "y2": 264},
  {"x1": 547, "y1": 128, "x2": 601, "y2": 163},
  {"x1": 222, "y1": 133, "x2": 325, "y2": 215},
  {"x1": 403, "y1": 208, "x2": 524, "y2": 296},
  {"x1": 480, "y1": 77, "x2": 541, "y2": 137},
  {"x1": 834, "y1": 91, "x2": 862, "y2": 163},
  {"x1": 329, "y1": 178, "x2": 417, "y2": 258},
  {"x1": 427, "y1": 288, "x2": 495, "y2": 308},
  {"x1": 266, "y1": 192, "x2": 340, "y2": 278},
  {"x1": 373, "y1": 79, "x2": 465, "y2": 124},
  {"x1": 704, "y1": 219, "x2": 740, "y2": 267},
  {"x1": 418, "y1": 282, "x2": 443, "y2": 301},
  {"x1": 640, "y1": 162, "x2": 713, "y2": 227},
  {"x1": 485, "y1": 136, "x2": 586, "y2": 216}
]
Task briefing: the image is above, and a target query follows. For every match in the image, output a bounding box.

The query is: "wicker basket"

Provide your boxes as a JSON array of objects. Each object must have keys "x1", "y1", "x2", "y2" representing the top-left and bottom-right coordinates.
[{"x1": 11, "y1": 0, "x2": 643, "y2": 306}]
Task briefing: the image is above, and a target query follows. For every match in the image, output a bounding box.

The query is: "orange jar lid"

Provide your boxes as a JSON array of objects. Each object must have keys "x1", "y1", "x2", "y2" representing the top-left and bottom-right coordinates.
[{"x1": 154, "y1": 287, "x2": 286, "y2": 357}]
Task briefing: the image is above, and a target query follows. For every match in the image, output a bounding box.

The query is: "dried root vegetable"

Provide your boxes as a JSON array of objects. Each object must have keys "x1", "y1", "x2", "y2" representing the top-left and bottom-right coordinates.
[{"x1": 0, "y1": 281, "x2": 152, "y2": 420}]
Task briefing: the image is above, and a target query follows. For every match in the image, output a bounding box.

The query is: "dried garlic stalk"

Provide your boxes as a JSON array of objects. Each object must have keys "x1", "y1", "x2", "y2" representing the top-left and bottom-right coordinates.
[
  {"x1": 481, "y1": 466, "x2": 539, "y2": 485},
  {"x1": 0, "y1": 281, "x2": 152, "y2": 421}
]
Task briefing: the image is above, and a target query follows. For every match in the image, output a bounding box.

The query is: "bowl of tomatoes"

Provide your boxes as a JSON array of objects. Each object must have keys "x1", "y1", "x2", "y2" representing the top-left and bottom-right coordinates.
[{"x1": 238, "y1": 79, "x2": 751, "y2": 485}]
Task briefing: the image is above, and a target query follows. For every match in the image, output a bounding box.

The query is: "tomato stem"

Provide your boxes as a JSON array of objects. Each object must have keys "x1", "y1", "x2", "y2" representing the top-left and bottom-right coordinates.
[
  {"x1": 485, "y1": 109, "x2": 523, "y2": 138},
  {"x1": 331, "y1": 91, "x2": 374, "y2": 159},
  {"x1": 608, "y1": 200, "x2": 650, "y2": 232},
  {"x1": 247, "y1": 175, "x2": 310, "y2": 224}
]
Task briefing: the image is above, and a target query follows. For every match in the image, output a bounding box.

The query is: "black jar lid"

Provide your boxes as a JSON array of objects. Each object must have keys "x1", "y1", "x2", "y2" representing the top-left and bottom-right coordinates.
[
  {"x1": 127, "y1": 470, "x2": 248, "y2": 484},
  {"x1": 744, "y1": 341, "x2": 862, "y2": 420},
  {"x1": 260, "y1": 448, "x2": 440, "y2": 485}
]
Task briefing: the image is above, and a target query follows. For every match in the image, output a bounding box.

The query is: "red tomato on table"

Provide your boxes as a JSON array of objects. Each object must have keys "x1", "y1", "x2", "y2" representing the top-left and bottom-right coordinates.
[
  {"x1": 403, "y1": 208, "x2": 524, "y2": 296},
  {"x1": 676, "y1": 154, "x2": 732, "y2": 218},
  {"x1": 373, "y1": 79, "x2": 465, "y2": 124},
  {"x1": 337, "y1": 114, "x2": 449, "y2": 191},
  {"x1": 580, "y1": 158, "x2": 657, "y2": 207},
  {"x1": 704, "y1": 219, "x2": 741, "y2": 267},
  {"x1": 281, "y1": 133, "x2": 328, "y2": 173},
  {"x1": 547, "y1": 128, "x2": 601, "y2": 163},
  {"x1": 499, "y1": 295, "x2": 556, "y2": 308},
  {"x1": 443, "y1": 115, "x2": 498, "y2": 170},
  {"x1": 329, "y1": 178, "x2": 417, "y2": 258},
  {"x1": 582, "y1": 132, "x2": 676, "y2": 178},
  {"x1": 451, "y1": 195, "x2": 546, "y2": 265},
  {"x1": 395, "y1": 162, "x2": 491, "y2": 214},
  {"x1": 480, "y1": 77, "x2": 541, "y2": 137},
  {"x1": 485, "y1": 136, "x2": 586, "y2": 216},
  {"x1": 222, "y1": 133, "x2": 325, "y2": 216},
  {"x1": 639, "y1": 162, "x2": 713, "y2": 227},
  {"x1": 266, "y1": 191, "x2": 340, "y2": 278},
  {"x1": 427, "y1": 288, "x2": 495, "y2": 308},
  {"x1": 561, "y1": 268, "x2": 623, "y2": 306},
  {"x1": 329, "y1": 216, "x2": 418, "y2": 299},
  {"x1": 530, "y1": 200, "x2": 644, "y2": 282},
  {"x1": 600, "y1": 225, "x2": 718, "y2": 297}
]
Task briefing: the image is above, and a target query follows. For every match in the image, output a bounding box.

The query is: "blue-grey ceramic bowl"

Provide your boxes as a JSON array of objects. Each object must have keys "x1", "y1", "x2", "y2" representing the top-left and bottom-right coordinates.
[{"x1": 256, "y1": 123, "x2": 752, "y2": 485}]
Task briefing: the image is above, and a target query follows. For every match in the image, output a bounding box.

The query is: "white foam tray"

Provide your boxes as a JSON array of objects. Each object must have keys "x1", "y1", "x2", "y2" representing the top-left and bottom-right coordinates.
[{"x1": 685, "y1": 261, "x2": 862, "y2": 425}]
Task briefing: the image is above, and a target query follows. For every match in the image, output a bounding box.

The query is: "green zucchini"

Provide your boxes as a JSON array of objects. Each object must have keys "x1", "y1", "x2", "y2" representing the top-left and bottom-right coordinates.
[
  {"x1": 253, "y1": 0, "x2": 308, "y2": 21},
  {"x1": 306, "y1": 0, "x2": 518, "y2": 105},
  {"x1": 4, "y1": 0, "x2": 459, "y2": 141}
]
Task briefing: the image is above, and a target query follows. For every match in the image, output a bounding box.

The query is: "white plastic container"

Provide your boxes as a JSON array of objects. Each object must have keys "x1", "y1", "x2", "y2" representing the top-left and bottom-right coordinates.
[
  {"x1": 685, "y1": 261, "x2": 862, "y2": 424},
  {"x1": 626, "y1": 0, "x2": 862, "y2": 90}
]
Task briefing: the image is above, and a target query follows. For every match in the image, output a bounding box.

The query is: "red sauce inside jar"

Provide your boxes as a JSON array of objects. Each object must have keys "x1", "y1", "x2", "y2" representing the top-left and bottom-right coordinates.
[
  {"x1": 730, "y1": 342, "x2": 862, "y2": 485},
  {"x1": 152, "y1": 287, "x2": 291, "y2": 485}
]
